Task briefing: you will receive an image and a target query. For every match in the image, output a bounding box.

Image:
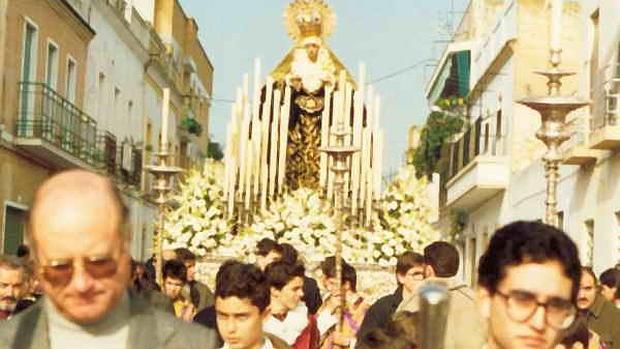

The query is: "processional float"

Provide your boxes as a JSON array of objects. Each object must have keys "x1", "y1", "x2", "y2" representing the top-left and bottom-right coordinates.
[{"x1": 222, "y1": 0, "x2": 384, "y2": 227}]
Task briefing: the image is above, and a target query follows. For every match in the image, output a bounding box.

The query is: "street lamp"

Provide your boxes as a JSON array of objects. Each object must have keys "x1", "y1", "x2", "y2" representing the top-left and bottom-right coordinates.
[{"x1": 517, "y1": 0, "x2": 588, "y2": 227}]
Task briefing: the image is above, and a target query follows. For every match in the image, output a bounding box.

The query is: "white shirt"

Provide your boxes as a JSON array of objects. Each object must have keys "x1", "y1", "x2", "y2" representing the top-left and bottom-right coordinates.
[
  {"x1": 220, "y1": 336, "x2": 275, "y2": 349},
  {"x1": 263, "y1": 304, "x2": 308, "y2": 345},
  {"x1": 47, "y1": 293, "x2": 130, "y2": 349}
]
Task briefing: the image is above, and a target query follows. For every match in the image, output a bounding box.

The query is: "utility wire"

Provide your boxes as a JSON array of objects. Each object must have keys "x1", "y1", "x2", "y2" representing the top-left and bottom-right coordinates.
[
  {"x1": 368, "y1": 58, "x2": 435, "y2": 85},
  {"x1": 211, "y1": 58, "x2": 436, "y2": 102}
]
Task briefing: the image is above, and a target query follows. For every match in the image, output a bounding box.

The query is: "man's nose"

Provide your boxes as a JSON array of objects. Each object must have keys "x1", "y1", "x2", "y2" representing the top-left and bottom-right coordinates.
[
  {"x1": 529, "y1": 305, "x2": 546, "y2": 331},
  {"x1": 70, "y1": 264, "x2": 95, "y2": 293}
]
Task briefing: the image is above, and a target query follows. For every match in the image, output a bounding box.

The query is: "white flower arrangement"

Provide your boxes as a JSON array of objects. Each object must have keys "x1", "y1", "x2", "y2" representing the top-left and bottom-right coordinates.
[{"x1": 164, "y1": 162, "x2": 440, "y2": 267}]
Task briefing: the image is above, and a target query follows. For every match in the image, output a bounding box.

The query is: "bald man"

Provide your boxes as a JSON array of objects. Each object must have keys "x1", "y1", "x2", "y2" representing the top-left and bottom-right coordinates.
[{"x1": 0, "y1": 170, "x2": 218, "y2": 349}]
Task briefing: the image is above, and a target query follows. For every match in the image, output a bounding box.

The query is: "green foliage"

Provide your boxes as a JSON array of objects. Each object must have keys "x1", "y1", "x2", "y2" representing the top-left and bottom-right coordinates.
[
  {"x1": 180, "y1": 117, "x2": 203, "y2": 136},
  {"x1": 412, "y1": 97, "x2": 465, "y2": 179},
  {"x1": 207, "y1": 141, "x2": 224, "y2": 161},
  {"x1": 449, "y1": 208, "x2": 468, "y2": 243}
]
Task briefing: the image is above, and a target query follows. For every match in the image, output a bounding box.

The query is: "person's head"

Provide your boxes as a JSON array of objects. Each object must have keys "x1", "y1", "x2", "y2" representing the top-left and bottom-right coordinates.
[
  {"x1": 599, "y1": 268, "x2": 619, "y2": 303},
  {"x1": 27, "y1": 170, "x2": 131, "y2": 325},
  {"x1": 0, "y1": 255, "x2": 26, "y2": 313},
  {"x1": 320, "y1": 256, "x2": 357, "y2": 294},
  {"x1": 162, "y1": 259, "x2": 187, "y2": 300},
  {"x1": 215, "y1": 261, "x2": 270, "y2": 349},
  {"x1": 356, "y1": 311, "x2": 418, "y2": 349},
  {"x1": 395, "y1": 251, "x2": 425, "y2": 295},
  {"x1": 423, "y1": 241, "x2": 459, "y2": 278},
  {"x1": 265, "y1": 261, "x2": 305, "y2": 313},
  {"x1": 174, "y1": 248, "x2": 197, "y2": 282},
  {"x1": 477, "y1": 221, "x2": 581, "y2": 349},
  {"x1": 576, "y1": 267, "x2": 597, "y2": 310},
  {"x1": 255, "y1": 238, "x2": 282, "y2": 271},
  {"x1": 16, "y1": 244, "x2": 30, "y2": 260},
  {"x1": 278, "y1": 243, "x2": 298, "y2": 265},
  {"x1": 302, "y1": 37, "x2": 321, "y2": 62}
]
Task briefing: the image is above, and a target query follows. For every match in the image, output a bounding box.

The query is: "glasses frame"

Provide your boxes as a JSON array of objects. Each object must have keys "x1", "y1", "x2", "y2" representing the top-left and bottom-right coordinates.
[
  {"x1": 38, "y1": 254, "x2": 120, "y2": 287},
  {"x1": 495, "y1": 289, "x2": 576, "y2": 330}
]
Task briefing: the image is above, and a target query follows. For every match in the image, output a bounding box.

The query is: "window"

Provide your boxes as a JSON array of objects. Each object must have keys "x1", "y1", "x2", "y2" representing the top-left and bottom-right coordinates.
[
  {"x1": 65, "y1": 57, "x2": 77, "y2": 103},
  {"x1": 20, "y1": 20, "x2": 38, "y2": 134},
  {"x1": 558, "y1": 211, "x2": 565, "y2": 231},
  {"x1": 584, "y1": 219, "x2": 594, "y2": 266},
  {"x1": 21, "y1": 21, "x2": 38, "y2": 83},
  {"x1": 98, "y1": 73, "x2": 106, "y2": 121},
  {"x1": 45, "y1": 41, "x2": 59, "y2": 90}
]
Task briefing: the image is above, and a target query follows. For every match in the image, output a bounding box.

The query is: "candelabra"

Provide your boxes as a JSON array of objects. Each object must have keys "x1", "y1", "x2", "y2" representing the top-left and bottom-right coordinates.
[
  {"x1": 319, "y1": 121, "x2": 359, "y2": 332},
  {"x1": 146, "y1": 146, "x2": 182, "y2": 285},
  {"x1": 518, "y1": 47, "x2": 588, "y2": 227}
]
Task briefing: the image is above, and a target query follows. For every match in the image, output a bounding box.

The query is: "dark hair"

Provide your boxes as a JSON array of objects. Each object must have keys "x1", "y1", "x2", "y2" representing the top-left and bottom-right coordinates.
[
  {"x1": 356, "y1": 311, "x2": 418, "y2": 349},
  {"x1": 478, "y1": 221, "x2": 582, "y2": 302},
  {"x1": 256, "y1": 238, "x2": 280, "y2": 257},
  {"x1": 174, "y1": 248, "x2": 196, "y2": 263},
  {"x1": 559, "y1": 314, "x2": 589, "y2": 349},
  {"x1": 320, "y1": 256, "x2": 357, "y2": 292},
  {"x1": 582, "y1": 267, "x2": 597, "y2": 286},
  {"x1": 396, "y1": 252, "x2": 424, "y2": 276},
  {"x1": 424, "y1": 241, "x2": 459, "y2": 277},
  {"x1": 215, "y1": 261, "x2": 270, "y2": 312},
  {"x1": 265, "y1": 261, "x2": 305, "y2": 290},
  {"x1": 279, "y1": 243, "x2": 299, "y2": 264},
  {"x1": 16, "y1": 244, "x2": 30, "y2": 259},
  {"x1": 163, "y1": 259, "x2": 187, "y2": 282},
  {"x1": 599, "y1": 268, "x2": 619, "y2": 289}
]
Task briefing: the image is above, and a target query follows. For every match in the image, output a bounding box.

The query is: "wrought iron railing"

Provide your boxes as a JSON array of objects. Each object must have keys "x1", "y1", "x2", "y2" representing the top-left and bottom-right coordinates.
[
  {"x1": 17, "y1": 81, "x2": 98, "y2": 165},
  {"x1": 448, "y1": 113, "x2": 505, "y2": 180},
  {"x1": 96, "y1": 131, "x2": 117, "y2": 175},
  {"x1": 591, "y1": 63, "x2": 620, "y2": 130}
]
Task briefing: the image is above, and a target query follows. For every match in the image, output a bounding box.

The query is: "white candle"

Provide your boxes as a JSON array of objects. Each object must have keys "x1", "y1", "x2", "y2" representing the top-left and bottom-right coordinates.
[
  {"x1": 161, "y1": 88, "x2": 170, "y2": 149},
  {"x1": 550, "y1": 0, "x2": 563, "y2": 52}
]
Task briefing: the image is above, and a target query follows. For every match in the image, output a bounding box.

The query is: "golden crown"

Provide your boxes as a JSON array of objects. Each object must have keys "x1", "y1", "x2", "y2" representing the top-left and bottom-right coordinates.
[{"x1": 284, "y1": 0, "x2": 335, "y2": 43}]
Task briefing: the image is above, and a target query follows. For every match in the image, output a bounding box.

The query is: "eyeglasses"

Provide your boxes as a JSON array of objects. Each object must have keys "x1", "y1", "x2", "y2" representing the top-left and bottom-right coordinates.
[
  {"x1": 495, "y1": 289, "x2": 576, "y2": 330},
  {"x1": 405, "y1": 270, "x2": 425, "y2": 281},
  {"x1": 40, "y1": 255, "x2": 118, "y2": 286}
]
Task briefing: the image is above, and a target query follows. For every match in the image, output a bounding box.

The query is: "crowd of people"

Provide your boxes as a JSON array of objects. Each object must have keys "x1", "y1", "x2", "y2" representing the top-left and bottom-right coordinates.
[{"x1": 2, "y1": 170, "x2": 620, "y2": 349}]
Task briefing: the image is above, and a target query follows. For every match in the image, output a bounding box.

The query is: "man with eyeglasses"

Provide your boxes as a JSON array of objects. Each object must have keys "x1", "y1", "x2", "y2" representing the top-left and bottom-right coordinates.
[
  {"x1": 396, "y1": 241, "x2": 484, "y2": 349},
  {"x1": 0, "y1": 170, "x2": 217, "y2": 349},
  {"x1": 358, "y1": 251, "x2": 425, "y2": 340},
  {"x1": 576, "y1": 267, "x2": 620, "y2": 349},
  {"x1": 477, "y1": 221, "x2": 582, "y2": 349}
]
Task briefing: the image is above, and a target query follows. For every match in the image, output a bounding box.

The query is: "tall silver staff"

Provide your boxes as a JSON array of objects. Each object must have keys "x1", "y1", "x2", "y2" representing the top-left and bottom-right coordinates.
[{"x1": 320, "y1": 120, "x2": 359, "y2": 332}]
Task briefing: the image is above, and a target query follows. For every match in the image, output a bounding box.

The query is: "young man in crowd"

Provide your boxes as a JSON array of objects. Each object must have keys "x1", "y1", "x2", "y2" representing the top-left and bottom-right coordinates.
[
  {"x1": 215, "y1": 260, "x2": 289, "y2": 349},
  {"x1": 576, "y1": 267, "x2": 620, "y2": 349},
  {"x1": 398, "y1": 241, "x2": 484, "y2": 349},
  {"x1": 264, "y1": 261, "x2": 318, "y2": 349},
  {"x1": 358, "y1": 251, "x2": 424, "y2": 339},
  {"x1": 316, "y1": 256, "x2": 368, "y2": 349},
  {"x1": 0, "y1": 255, "x2": 26, "y2": 320},
  {"x1": 175, "y1": 247, "x2": 215, "y2": 312},
  {"x1": 256, "y1": 239, "x2": 283, "y2": 271},
  {"x1": 599, "y1": 268, "x2": 620, "y2": 307},
  {"x1": 279, "y1": 243, "x2": 322, "y2": 315},
  {"x1": 0, "y1": 170, "x2": 216, "y2": 348},
  {"x1": 477, "y1": 221, "x2": 581, "y2": 349},
  {"x1": 163, "y1": 258, "x2": 196, "y2": 321}
]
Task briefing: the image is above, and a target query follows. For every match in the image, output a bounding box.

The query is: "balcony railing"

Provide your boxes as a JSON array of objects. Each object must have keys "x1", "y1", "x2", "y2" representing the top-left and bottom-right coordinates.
[
  {"x1": 448, "y1": 114, "x2": 505, "y2": 180},
  {"x1": 17, "y1": 81, "x2": 98, "y2": 165},
  {"x1": 592, "y1": 63, "x2": 620, "y2": 130},
  {"x1": 97, "y1": 131, "x2": 118, "y2": 175}
]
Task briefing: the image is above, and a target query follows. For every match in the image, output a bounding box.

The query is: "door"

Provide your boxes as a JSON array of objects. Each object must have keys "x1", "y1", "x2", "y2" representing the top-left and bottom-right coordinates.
[{"x1": 3, "y1": 205, "x2": 27, "y2": 254}]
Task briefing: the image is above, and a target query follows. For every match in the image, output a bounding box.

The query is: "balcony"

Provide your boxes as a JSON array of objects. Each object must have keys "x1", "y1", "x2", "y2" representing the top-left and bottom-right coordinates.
[
  {"x1": 590, "y1": 63, "x2": 620, "y2": 150},
  {"x1": 561, "y1": 112, "x2": 603, "y2": 166},
  {"x1": 445, "y1": 114, "x2": 509, "y2": 210},
  {"x1": 15, "y1": 82, "x2": 98, "y2": 169}
]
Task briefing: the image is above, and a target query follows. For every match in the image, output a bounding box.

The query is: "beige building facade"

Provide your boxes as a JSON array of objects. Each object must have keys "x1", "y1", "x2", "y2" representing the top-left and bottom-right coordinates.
[
  {"x1": 424, "y1": 0, "x2": 591, "y2": 284},
  {"x1": 0, "y1": 0, "x2": 214, "y2": 259}
]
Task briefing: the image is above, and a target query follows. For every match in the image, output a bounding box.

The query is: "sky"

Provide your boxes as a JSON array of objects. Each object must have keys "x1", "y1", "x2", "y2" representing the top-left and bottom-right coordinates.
[{"x1": 179, "y1": 0, "x2": 468, "y2": 176}]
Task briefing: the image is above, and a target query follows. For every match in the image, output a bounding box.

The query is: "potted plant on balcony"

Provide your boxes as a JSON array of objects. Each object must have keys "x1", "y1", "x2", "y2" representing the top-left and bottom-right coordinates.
[{"x1": 179, "y1": 117, "x2": 202, "y2": 138}]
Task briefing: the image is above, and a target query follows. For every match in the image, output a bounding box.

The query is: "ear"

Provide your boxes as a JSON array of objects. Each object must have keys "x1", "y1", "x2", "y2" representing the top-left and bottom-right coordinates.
[
  {"x1": 261, "y1": 305, "x2": 271, "y2": 320},
  {"x1": 396, "y1": 273, "x2": 406, "y2": 285},
  {"x1": 477, "y1": 286, "x2": 492, "y2": 320},
  {"x1": 425, "y1": 265, "x2": 436, "y2": 278},
  {"x1": 270, "y1": 287, "x2": 280, "y2": 300}
]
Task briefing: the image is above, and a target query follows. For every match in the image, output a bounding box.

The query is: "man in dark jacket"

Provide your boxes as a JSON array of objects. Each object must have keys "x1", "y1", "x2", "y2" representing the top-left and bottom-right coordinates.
[
  {"x1": 175, "y1": 247, "x2": 214, "y2": 313},
  {"x1": 578, "y1": 267, "x2": 620, "y2": 349},
  {"x1": 357, "y1": 251, "x2": 424, "y2": 339}
]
